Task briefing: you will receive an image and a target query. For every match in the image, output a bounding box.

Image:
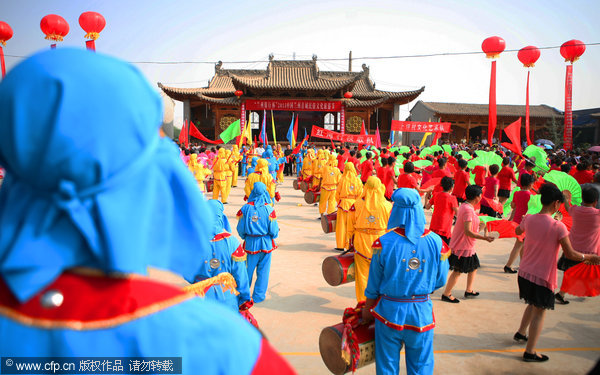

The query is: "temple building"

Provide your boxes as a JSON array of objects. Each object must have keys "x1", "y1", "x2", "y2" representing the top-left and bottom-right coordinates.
[
  {"x1": 406, "y1": 101, "x2": 563, "y2": 145},
  {"x1": 159, "y1": 55, "x2": 424, "y2": 144}
]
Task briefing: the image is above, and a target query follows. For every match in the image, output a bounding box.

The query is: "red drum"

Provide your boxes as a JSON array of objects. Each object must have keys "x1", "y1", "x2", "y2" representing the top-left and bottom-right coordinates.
[
  {"x1": 293, "y1": 179, "x2": 301, "y2": 190},
  {"x1": 322, "y1": 252, "x2": 355, "y2": 286},
  {"x1": 319, "y1": 321, "x2": 375, "y2": 375},
  {"x1": 206, "y1": 179, "x2": 214, "y2": 192},
  {"x1": 321, "y1": 211, "x2": 337, "y2": 233},
  {"x1": 300, "y1": 176, "x2": 313, "y2": 192},
  {"x1": 304, "y1": 189, "x2": 320, "y2": 204}
]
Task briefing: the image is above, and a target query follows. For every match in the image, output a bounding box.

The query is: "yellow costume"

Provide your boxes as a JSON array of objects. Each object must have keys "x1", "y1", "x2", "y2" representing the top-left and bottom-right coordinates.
[
  {"x1": 212, "y1": 148, "x2": 228, "y2": 203},
  {"x1": 301, "y1": 149, "x2": 315, "y2": 180},
  {"x1": 223, "y1": 150, "x2": 233, "y2": 203},
  {"x1": 312, "y1": 150, "x2": 328, "y2": 189},
  {"x1": 335, "y1": 163, "x2": 363, "y2": 250},
  {"x1": 347, "y1": 176, "x2": 392, "y2": 302},
  {"x1": 188, "y1": 153, "x2": 209, "y2": 192},
  {"x1": 231, "y1": 145, "x2": 242, "y2": 187},
  {"x1": 244, "y1": 158, "x2": 275, "y2": 202},
  {"x1": 320, "y1": 154, "x2": 341, "y2": 215},
  {"x1": 275, "y1": 144, "x2": 285, "y2": 183}
]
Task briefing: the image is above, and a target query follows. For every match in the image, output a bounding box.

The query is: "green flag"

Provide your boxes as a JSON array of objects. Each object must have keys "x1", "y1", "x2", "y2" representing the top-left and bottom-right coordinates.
[{"x1": 219, "y1": 119, "x2": 241, "y2": 144}]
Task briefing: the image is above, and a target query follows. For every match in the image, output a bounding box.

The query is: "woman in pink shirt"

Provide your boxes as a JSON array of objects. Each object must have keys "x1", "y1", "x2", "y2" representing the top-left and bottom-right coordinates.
[
  {"x1": 441, "y1": 185, "x2": 495, "y2": 303},
  {"x1": 504, "y1": 173, "x2": 535, "y2": 273},
  {"x1": 513, "y1": 184, "x2": 600, "y2": 362},
  {"x1": 555, "y1": 186, "x2": 600, "y2": 304}
]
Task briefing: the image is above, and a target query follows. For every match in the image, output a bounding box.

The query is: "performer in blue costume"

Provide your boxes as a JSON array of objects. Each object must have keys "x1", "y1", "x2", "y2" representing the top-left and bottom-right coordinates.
[
  {"x1": 295, "y1": 151, "x2": 303, "y2": 177},
  {"x1": 241, "y1": 146, "x2": 248, "y2": 177},
  {"x1": 187, "y1": 200, "x2": 253, "y2": 311},
  {"x1": 247, "y1": 156, "x2": 259, "y2": 175},
  {"x1": 363, "y1": 188, "x2": 449, "y2": 375},
  {"x1": 236, "y1": 182, "x2": 279, "y2": 303},
  {"x1": 0, "y1": 49, "x2": 295, "y2": 375},
  {"x1": 262, "y1": 146, "x2": 278, "y2": 179}
]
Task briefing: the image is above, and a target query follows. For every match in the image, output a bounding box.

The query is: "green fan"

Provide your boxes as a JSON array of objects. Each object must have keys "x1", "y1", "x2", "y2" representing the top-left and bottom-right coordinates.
[
  {"x1": 503, "y1": 189, "x2": 517, "y2": 215},
  {"x1": 413, "y1": 160, "x2": 433, "y2": 169},
  {"x1": 389, "y1": 146, "x2": 398, "y2": 153},
  {"x1": 527, "y1": 195, "x2": 542, "y2": 214},
  {"x1": 394, "y1": 156, "x2": 406, "y2": 176},
  {"x1": 467, "y1": 151, "x2": 503, "y2": 169},
  {"x1": 442, "y1": 144, "x2": 452, "y2": 153},
  {"x1": 543, "y1": 170, "x2": 582, "y2": 206},
  {"x1": 430, "y1": 145, "x2": 443, "y2": 153},
  {"x1": 420, "y1": 147, "x2": 434, "y2": 157},
  {"x1": 398, "y1": 146, "x2": 410, "y2": 154},
  {"x1": 478, "y1": 215, "x2": 501, "y2": 224},
  {"x1": 458, "y1": 150, "x2": 471, "y2": 160},
  {"x1": 523, "y1": 145, "x2": 549, "y2": 173}
]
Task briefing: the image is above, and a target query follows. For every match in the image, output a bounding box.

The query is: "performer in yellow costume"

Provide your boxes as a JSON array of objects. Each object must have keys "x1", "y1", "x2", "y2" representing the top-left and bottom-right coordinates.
[
  {"x1": 212, "y1": 148, "x2": 228, "y2": 203},
  {"x1": 244, "y1": 158, "x2": 275, "y2": 203},
  {"x1": 231, "y1": 145, "x2": 242, "y2": 187},
  {"x1": 312, "y1": 150, "x2": 328, "y2": 190},
  {"x1": 223, "y1": 150, "x2": 233, "y2": 203},
  {"x1": 301, "y1": 149, "x2": 316, "y2": 185},
  {"x1": 275, "y1": 144, "x2": 285, "y2": 183},
  {"x1": 335, "y1": 163, "x2": 363, "y2": 250},
  {"x1": 188, "y1": 153, "x2": 211, "y2": 193},
  {"x1": 348, "y1": 176, "x2": 392, "y2": 302},
  {"x1": 320, "y1": 153, "x2": 341, "y2": 216}
]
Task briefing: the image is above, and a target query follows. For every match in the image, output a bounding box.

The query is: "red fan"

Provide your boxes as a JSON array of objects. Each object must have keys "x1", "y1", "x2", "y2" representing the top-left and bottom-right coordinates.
[
  {"x1": 421, "y1": 177, "x2": 441, "y2": 190},
  {"x1": 486, "y1": 220, "x2": 524, "y2": 240},
  {"x1": 561, "y1": 263, "x2": 600, "y2": 297},
  {"x1": 558, "y1": 203, "x2": 572, "y2": 231},
  {"x1": 481, "y1": 196, "x2": 504, "y2": 214}
]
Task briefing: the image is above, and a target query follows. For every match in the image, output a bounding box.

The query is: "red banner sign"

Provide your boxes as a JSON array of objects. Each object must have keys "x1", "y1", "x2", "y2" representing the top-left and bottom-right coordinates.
[
  {"x1": 310, "y1": 125, "x2": 377, "y2": 145},
  {"x1": 340, "y1": 104, "x2": 346, "y2": 134},
  {"x1": 563, "y1": 65, "x2": 573, "y2": 151},
  {"x1": 391, "y1": 121, "x2": 451, "y2": 133},
  {"x1": 245, "y1": 99, "x2": 342, "y2": 112}
]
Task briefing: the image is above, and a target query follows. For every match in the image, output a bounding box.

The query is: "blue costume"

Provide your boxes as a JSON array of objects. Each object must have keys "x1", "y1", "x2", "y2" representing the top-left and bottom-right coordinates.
[
  {"x1": 236, "y1": 182, "x2": 279, "y2": 303},
  {"x1": 365, "y1": 189, "x2": 449, "y2": 375},
  {"x1": 247, "y1": 156, "x2": 259, "y2": 175},
  {"x1": 0, "y1": 49, "x2": 294, "y2": 375},
  {"x1": 186, "y1": 200, "x2": 252, "y2": 311},
  {"x1": 295, "y1": 152, "x2": 304, "y2": 177},
  {"x1": 262, "y1": 146, "x2": 279, "y2": 179},
  {"x1": 241, "y1": 146, "x2": 248, "y2": 177}
]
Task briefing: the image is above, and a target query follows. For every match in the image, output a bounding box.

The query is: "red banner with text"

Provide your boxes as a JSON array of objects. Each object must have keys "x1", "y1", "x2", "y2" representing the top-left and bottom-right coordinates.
[
  {"x1": 310, "y1": 125, "x2": 377, "y2": 145},
  {"x1": 245, "y1": 99, "x2": 342, "y2": 112},
  {"x1": 563, "y1": 65, "x2": 573, "y2": 151},
  {"x1": 391, "y1": 121, "x2": 451, "y2": 133}
]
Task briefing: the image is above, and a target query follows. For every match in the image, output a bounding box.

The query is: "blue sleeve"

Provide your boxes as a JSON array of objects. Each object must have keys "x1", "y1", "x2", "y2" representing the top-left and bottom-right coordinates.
[
  {"x1": 364, "y1": 247, "x2": 383, "y2": 300},
  {"x1": 228, "y1": 239, "x2": 251, "y2": 306},
  {"x1": 432, "y1": 236, "x2": 449, "y2": 291},
  {"x1": 236, "y1": 209, "x2": 247, "y2": 240},
  {"x1": 268, "y1": 208, "x2": 279, "y2": 239}
]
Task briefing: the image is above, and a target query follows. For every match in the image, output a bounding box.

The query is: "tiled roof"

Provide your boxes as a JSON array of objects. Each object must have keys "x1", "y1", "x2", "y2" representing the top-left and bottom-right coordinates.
[
  {"x1": 159, "y1": 57, "x2": 424, "y2": 107},
  {"x1": 419, "y1": 101, "x2": 562, "y2": 118}
]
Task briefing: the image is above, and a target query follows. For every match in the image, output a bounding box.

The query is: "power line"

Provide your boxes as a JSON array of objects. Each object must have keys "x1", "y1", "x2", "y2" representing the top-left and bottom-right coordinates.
[{"x1": 4, "y1": 43, "x2": 599, "y2": 65}]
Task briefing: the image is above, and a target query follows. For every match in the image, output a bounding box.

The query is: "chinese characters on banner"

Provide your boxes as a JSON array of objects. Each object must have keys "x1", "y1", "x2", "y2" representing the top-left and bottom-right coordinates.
[
  {"x1": 310, "y1": 125, "x2": 377, "y2": 145},
  {"x1": 340, "y1": 104, "x2": 346, "y2": 134},
  {"x1": 390, "y1": 120, "x2": 452, "y2": 133},
  {"x1": 240, "y1": 102, "x2": 247, "y2": 131},
  {"x1": 563, "y1": 65, "x2": 573, "y2": 150},
  {"x1": 245, "y1": 99, "x2": 342, "y2": 112}
]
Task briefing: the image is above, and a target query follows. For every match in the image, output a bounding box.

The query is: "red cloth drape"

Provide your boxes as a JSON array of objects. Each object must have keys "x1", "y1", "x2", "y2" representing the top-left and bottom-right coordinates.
[
  {"x1": 525, "y1": 70, "x2": 532, "y2": 146},
  {"x1": 189, "y1": 121, "x2": 223, "y2": 144},
  {"x1": 501, "y1": 118, "x2": 522, "y2": 156},
  {"x1": 85, "y1": 40, "x2": 96, "y2": 51},
  {"x1": 564, "y1": 65, "x2": 573, "y2": 150},
  {"x1": 0, "y1": 46, "x2": 5, "y2": 78},
  {"x1": 488, "y1": 60, "x2": 497, "y2": 146}
]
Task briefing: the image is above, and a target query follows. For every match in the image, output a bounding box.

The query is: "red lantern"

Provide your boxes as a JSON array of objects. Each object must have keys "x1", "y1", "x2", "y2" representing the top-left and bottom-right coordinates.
[
  {"x1": 79, "y1": 12, "x2": 106, "y2": 40},
  {"x1": 481, "y1": 36, "x2": 505, "y2": 59},
  {"x1": 517, "y1": 46, "x2": 540, "y2": 68},
  {"x1": 0, "y1": 21, "x2": 13, "y2": 46},
  {"x1": 40, "y1": 15, "x2": 70, "y2": 42},
  {"x1": 560, "y1": 39, "x2": 585, "y2": 63},
  {"x1": 234, "y1": 90, "x2": 243, "y2": 97},
  {"x1": 343, "y1": 91, "x2": 353, "y2": 99}
]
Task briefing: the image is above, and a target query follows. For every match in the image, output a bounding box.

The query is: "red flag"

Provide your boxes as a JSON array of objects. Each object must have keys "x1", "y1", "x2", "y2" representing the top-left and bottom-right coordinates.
[
  {"x1": 488, "y1": 60, "x2": 497, "y2": 146},
  {"x1": 188, "y1": 121, "x2": 223, "y2": 145},
  {"x1": 293, "y1": 113, "x2": 299, "y2": 142},
  {"x1": 486, "y1": 220, "x2": 524, "y2": 240},
  {"x1": 375, "y1": 125, "x2": 381, "y2": 148},
  {"x1": 330, "y1": 139, "x2": 335, "y2": 150},
  {"x1": 431, "y1": 132, "x2": 441, "y2": 146},
  {"x1": 178, "y1": 121, "x2": 189, "y2": 148},
  {"x1": 501, "y1": 118, "x2": 522, "y2": 156},
  {"x1": 293, "y1": 134, "x2": 309, "y2": 154},
  {"x1": 525, "y1": 71, "x2": 533, "y2": 146},
  {"x1": 360, "y1": 120, "x2": 367, "y2": 135}
]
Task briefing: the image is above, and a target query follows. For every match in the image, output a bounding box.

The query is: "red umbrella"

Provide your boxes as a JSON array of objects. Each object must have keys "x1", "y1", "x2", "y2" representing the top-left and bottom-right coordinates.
[
  {"x1": 588, "y1": 145, "x2": 600, "y2": 152},
  {"x1": 561, "y1": 263, "x2": 600, "y2": 297}
]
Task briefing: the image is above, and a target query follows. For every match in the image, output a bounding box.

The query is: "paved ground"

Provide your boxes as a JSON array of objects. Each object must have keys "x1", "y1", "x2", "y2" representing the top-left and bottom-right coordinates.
[{"x1": 154, "y1": 176, "x2": 600, "y2": 374}]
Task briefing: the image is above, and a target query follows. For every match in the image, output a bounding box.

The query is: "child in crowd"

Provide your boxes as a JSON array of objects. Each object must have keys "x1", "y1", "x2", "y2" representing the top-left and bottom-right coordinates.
[
  {"x1": 426, "y1": 176, "x2": 459, "y2": 245},
  {"x1": 452, "y1": 159, "x2": 470, "y2": 203},
  {"x1": 441, "y1": 185, "x2": 495, "y2": 303},
  {"x1": 504, "y1": 173, "x2": 535, "y2": 273},
  {"x1": 497, "y1": 157, "x2": 518, "y2": 205},
  {"x1": 513, "y1": 184, "x2": 600, "y2": 362},
  {"x1": 480, "y1": 164, "x2": 500, "y2": 217}
]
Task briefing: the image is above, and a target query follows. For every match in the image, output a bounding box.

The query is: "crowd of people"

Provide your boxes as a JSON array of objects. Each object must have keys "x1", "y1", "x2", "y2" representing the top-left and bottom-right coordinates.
[{"x1": 1, "y1": 48, "x2": 599, "y2": 375}]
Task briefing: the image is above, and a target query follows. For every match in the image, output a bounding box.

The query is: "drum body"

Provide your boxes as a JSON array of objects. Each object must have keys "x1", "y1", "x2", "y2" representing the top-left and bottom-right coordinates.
[
  {"x1": 322, "y1": 252, "x2": 355, "y2": 286},
  {"x1": 206, "y1": 179, "x2": 214, "y2": 192},
  {"x1": 293, "y1": 179, "x2": 301, "y2": 190},
  {"x1": 319, "y1": 322, "x2": 375, "y2": 375},
  {"x1": 321, "y1": 211, "x2": 337, "y2": 233},
  {"x1": 304, "y1": 189, "x2": 321, "y2": 204}
]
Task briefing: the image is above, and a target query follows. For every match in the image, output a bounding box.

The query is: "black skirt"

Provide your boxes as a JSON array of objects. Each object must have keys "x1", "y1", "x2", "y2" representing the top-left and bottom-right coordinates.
[
  {"x1": 518, "y1": 276, "x2": 554, "y2": 310},
  {"x1": 498, "y1": 189, "x2": 511, "y2": 198},
  {"x1": 557, "y1": 255, "x2": 581, "y2": 271},
  {"x1": 479, "y1": 204, "x2": 500, "y2": 218},
  {"x1": 448, "y1": 253, "x2": 480, "y2": 273}
]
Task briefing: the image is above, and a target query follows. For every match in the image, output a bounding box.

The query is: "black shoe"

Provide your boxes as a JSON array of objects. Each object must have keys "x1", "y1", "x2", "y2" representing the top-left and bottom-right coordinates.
[
  {"x1": 523, "y1": 352, "x2": 549, "y2": 362},
  {"x1": 513, "y1": 332, "x2": 528, "y2": 343},
  {"x1": 334, "y1": 248, "x2": 345, "y2": 251},
  {"x1": 464, "y1": 291, "x2": 480, "y2": 298},
  {"x1": 554, "y1": 293, "x2": 569, "y2": 305},
  {"x1": 441, "y1": 294, "x2": 460, "y2": 303},
  {"x1": 504, "y1": 266, "x2": 518, "y2": 274}
]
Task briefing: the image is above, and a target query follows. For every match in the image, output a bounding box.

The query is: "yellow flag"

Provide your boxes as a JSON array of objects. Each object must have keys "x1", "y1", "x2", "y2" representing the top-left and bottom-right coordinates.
[
  {"x1": 419, "y1": 132, "x2": 432, "y2": 147},
  {"x1": 271, "y1": 110, "x2": 277, "y2": 145}
]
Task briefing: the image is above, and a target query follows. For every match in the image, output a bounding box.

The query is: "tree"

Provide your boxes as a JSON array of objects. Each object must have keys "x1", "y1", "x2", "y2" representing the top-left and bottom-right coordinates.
[{"x1": 546, "y1": 117, "x2": 563, "y2": 149}]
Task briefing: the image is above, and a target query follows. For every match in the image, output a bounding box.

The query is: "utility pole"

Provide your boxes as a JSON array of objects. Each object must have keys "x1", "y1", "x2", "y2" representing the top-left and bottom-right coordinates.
[{"x1": 348, "y1": 50, "x2": 352, "y2": 72}]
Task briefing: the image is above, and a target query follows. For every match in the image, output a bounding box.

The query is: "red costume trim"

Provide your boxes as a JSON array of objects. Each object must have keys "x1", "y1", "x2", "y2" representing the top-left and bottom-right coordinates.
[
  {"x1": 232, "y1": 244, "x2": 247, "y2": 262},
  {"x1": 269, "y1": 211, "x2": 277, "y2": 219},
  {"x1": 251, "y1": 338, "x2": 296, "y2": 375},
  {"x1": 237, "y1": 209, "x2": 243, "y2": 217},
  {"x1": 371, "y1": 308, "x2": 435, "y2": 333},
  {"x1": 0, "y1": 272, "x2": 193, "y2": 330},
  {"x1": 211, "y1": 232, "x2": 232, "y2": 242},
  {"x1": 349, "y1": 205, "x2": 356, "y2": 212}
]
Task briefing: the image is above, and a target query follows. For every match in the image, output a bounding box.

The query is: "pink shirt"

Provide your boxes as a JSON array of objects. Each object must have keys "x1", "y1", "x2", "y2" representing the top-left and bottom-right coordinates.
[
  {"x1": 449, "y1": 202, "x2": 480, "y2": 257},
  {"x1": 518, "y1": 214, "x2": 569, "y2": 290},
  {"x1": 512, "y1": 190, "x2": 532, "y2": 224},
  {"x1": 568, "y1": 205, "x2": 600, "y2": 255}
]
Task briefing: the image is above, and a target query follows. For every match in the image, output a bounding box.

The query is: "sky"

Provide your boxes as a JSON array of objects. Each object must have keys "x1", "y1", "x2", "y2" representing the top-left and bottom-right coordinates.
[{"x1": 2, "y1": 0, "x2": 599, "y2": 127}]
